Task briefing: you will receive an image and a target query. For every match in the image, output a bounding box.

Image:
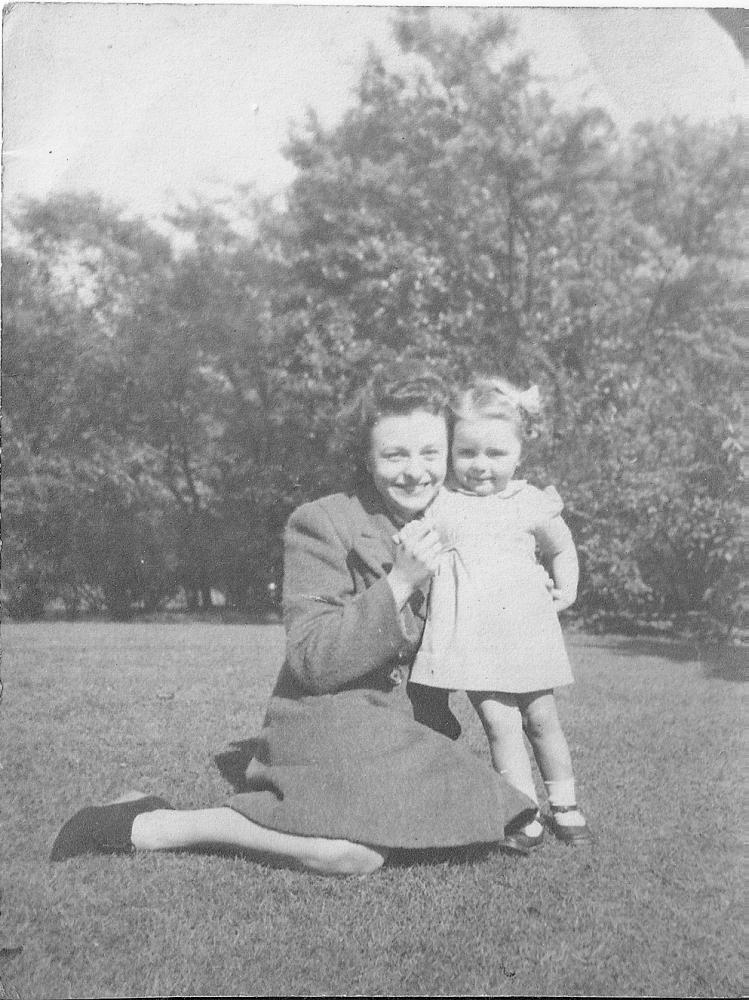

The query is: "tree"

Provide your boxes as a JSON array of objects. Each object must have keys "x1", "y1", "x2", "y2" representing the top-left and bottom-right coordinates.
[
  {"x1": 265, "y1": 11, "x2": 744, "y2": 629},
  {"x1": 2, "y1": 191, "x2": 311, "y2": 616},
  {"x1": 2, "y1": 193, "x2": 181, "y2": 616},
  {"x1": 3, "y1": 14, "x2": 742, "y2": 630}
]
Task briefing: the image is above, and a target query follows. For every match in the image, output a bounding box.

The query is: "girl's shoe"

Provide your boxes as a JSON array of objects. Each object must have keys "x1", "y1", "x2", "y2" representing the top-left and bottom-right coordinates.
[
  {"x1": 504, "y1": 826, "x2": 545, "y2": 852},
  {"x1": 50, "y1": 795, "x2": 173, "y2": 861},
  {"x1": 500, "y1": 837, "x2": 530, "y2": 857},
  {"x1": 503, "y1": 809, "x2": 545, "y2": 852},
  {"x1": 548, "y1": 804, "x2": 592, "y2": 844}
]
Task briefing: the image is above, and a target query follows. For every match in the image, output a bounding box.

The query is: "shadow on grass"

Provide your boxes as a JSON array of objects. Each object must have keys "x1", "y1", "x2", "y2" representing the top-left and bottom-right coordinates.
[
  {"x1": 213, "y1": 739, "x2": 261, "y2": 792},
  {"x1": 575, "y1": 633, "x2": 748, "y2": 679},
  {"x1": 176, "y1": 837, "x2": 509, "y2": 872},
  {"x1": 573, "y1": 634, "x2": 702, "y2": 663},
  {"x1": 699, "y1": 643, "x2": 748, "y2": 682},
  {"x1": 388, "y1": 842, "x2": 501, "y2": 869}
]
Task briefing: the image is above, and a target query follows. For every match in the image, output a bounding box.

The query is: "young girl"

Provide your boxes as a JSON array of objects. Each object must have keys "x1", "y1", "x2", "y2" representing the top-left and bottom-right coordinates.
[{"x1": 410, "y1": 377, "x2": 590, "y2": 849}]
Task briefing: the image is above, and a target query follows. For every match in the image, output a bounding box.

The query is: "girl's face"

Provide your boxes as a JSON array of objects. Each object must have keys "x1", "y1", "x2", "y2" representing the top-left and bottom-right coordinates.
[
  {"x1": 368, "y1": 410, "x2": 448, "y2": 521},
  {"x1": 451, "y1": 417, "x2": 522, "y2": 496}
]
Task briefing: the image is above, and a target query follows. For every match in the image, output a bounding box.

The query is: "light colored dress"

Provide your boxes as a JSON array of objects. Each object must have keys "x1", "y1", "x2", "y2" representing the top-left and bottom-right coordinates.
[{"x1": 410, "y1": 481, "x2": 575, "y2": 692}]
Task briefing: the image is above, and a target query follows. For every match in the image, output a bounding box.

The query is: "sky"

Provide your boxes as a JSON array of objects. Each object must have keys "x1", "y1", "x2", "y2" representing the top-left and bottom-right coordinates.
[{"x1": 3, "y1": 4, "x2": 744, "y2": 224}]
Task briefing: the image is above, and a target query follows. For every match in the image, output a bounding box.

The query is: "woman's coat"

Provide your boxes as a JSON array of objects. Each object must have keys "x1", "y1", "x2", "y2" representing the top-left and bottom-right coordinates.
[{"x1": 227, "y1": 488, "x2": 534, "y2": 848}]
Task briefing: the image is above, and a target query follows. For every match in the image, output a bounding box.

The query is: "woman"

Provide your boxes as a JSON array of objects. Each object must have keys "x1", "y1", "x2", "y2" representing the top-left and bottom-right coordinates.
[{"x1": 51, "y1": 364, "x2": 535, "y2": 875}]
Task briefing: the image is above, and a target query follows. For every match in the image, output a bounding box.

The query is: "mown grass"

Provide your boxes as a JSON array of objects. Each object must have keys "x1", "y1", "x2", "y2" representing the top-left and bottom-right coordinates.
[{"x1": 1, "y1": 623, "x2": 744, "y2": 998}]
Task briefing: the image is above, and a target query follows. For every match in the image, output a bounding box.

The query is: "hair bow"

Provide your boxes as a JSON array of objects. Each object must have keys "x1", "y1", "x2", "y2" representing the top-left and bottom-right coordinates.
[{"x1": 505, "y1": 384, "x2": 541, "y2": 415}]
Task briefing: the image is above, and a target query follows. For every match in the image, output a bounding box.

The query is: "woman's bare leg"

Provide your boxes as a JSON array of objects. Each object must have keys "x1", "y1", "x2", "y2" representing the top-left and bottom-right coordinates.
[{"x1": 131, "y1": 806, "x2": 389, "y2": 876}]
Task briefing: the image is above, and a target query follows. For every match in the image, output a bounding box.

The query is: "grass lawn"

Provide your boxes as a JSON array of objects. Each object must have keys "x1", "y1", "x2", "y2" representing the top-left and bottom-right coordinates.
[{"x1": 1, "y1": 623, "x2": 744, "y2": 998}]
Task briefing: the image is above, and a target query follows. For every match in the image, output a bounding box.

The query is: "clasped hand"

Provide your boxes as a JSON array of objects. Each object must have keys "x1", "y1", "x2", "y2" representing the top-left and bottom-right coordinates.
[{"x1": 387, "y1": 520, "x2": 444, "y2": 608}]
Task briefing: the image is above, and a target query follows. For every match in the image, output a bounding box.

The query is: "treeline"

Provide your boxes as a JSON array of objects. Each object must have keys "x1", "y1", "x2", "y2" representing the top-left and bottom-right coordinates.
[{"x1": 3, "y1": 16, "x2": 744, "y2": 631}]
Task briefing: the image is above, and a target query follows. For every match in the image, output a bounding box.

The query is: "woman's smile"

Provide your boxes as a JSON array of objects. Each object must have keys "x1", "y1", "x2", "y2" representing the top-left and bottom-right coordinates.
[{"x1": 368, "y1": 410, "x2": 448, "y2": 521}]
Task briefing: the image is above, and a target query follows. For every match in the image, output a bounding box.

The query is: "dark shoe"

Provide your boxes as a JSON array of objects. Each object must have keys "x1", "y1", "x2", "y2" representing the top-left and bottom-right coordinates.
[
  {"x1": 502, "y1": 807, "x2": 544, "y2": 854},
  {"x1": 548, "y1": 804, "x2": 592, "y2": 844},
  {"x1": 504, "y1": 825, "x2": 545, "y2": 851},
  {"x1": 50, "y1": 795, "x2": 172, "y2": 861}
]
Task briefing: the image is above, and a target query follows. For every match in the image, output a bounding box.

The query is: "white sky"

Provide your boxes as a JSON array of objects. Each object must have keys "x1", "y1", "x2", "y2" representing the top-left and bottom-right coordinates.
[{"x1": 3, "y1": 4, "x2": 744, "y2": 223}]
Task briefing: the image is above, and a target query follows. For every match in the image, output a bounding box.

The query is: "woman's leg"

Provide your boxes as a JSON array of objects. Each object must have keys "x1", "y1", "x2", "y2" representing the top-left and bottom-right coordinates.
[
  {"x1": 51, "y1": 792, "x2": 388, "y2": 876},
  {"x1": 518, "y1": 690, "x2": 589, "y2": 838},
  {"x1": 131, "y1": 806, "x2": 388, "y2": 876}
]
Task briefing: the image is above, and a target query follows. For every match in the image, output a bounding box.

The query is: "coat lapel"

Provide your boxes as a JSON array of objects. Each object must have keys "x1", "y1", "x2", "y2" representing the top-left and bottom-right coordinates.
[
  {"x1": 347, "y1": 488, "x2": 399, "y2": 579},
  {"x1": 346, "y1": 489, "x2": 428, "y2": 620},
  {"x1": 351, "y1": 524, "x2": 396, "y2": 578}
]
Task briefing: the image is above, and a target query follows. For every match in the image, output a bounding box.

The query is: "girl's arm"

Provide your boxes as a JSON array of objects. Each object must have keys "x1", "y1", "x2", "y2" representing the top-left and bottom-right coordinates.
[
  {"x1": 548, "y1": 540, "x2": 579, "y2": 612},
  {"x1": 530, "y1": 486, "x2": 579, "y2": 613}
]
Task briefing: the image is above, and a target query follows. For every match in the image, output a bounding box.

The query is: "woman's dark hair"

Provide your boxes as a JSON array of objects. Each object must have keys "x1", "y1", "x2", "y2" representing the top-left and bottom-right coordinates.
[{"x1": 335, "y1": 361, "x2": 451, "y2": 489}]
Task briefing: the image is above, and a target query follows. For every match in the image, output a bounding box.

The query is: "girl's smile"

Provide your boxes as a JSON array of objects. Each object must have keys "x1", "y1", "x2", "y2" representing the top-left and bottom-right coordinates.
[{"x1": 451, "y1": 418, "x2": 522, "y2": 496}]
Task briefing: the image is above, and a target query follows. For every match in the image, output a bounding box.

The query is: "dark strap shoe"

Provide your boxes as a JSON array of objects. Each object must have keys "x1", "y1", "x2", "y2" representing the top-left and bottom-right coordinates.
[
  {"x1": 549, "y1": 804, "x2": 592, "y2": 844},
  {"x1": 503, "y1": 808, "x2": 545, "y2": 853},
  {"x1": 50, "y1": 795, "x2": 173, "y2": 861},
  {"x1": 504, "y1": 826, "x2": 545, "y2": 852}
]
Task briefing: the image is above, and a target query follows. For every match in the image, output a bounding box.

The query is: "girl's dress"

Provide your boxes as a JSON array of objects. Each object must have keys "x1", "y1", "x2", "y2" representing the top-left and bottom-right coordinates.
[{"x1": 409, "y1": 481, "x2": 575, "y2": 692}]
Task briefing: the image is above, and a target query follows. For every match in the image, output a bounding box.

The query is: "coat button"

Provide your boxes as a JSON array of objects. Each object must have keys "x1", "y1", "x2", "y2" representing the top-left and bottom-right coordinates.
[{"x1": 388, "y1": 667, "x2": 403, "y2": 686}]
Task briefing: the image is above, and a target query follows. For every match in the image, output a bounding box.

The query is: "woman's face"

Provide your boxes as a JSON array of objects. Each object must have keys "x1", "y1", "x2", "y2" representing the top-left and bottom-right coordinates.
[{"x1": 368, "y1": 409, "x2": 448, "y2": 521}]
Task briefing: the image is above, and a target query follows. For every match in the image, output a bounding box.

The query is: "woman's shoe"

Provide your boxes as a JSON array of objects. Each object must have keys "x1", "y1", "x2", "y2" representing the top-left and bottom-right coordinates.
[
  {"x1": 548, "y1": 804, "x2": 592, "y2": 844},
  {"x1": 50, "y1": 795, "x2": 173, "y2": 861}
]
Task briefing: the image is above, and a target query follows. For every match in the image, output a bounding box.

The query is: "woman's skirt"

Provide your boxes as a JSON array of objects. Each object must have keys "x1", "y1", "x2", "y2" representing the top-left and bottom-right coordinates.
[{"x1": 227, "y1": 689, "x2": 534, "y2": 848}]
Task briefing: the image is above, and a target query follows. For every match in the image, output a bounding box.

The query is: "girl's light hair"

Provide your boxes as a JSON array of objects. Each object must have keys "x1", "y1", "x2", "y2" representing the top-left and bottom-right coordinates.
[{"x1": 451, "y1": 377, "x2": 541, "y2": 437}]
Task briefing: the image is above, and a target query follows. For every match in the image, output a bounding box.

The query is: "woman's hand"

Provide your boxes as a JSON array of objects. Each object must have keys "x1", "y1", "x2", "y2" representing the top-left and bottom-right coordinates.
[{"x1": 387, "y1": 520, "x2": 444, "y2": 609}]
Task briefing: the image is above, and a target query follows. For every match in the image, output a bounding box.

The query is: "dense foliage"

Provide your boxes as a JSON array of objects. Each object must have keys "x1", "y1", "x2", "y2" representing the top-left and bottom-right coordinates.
[{"x1": 2, "y1": 14, "x2": 743, "y2": 630}]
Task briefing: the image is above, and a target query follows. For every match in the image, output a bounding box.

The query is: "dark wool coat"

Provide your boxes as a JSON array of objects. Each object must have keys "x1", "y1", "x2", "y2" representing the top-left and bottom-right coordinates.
[{"x1": 228, "y1": 487, "x2": 534, "y2": 847}]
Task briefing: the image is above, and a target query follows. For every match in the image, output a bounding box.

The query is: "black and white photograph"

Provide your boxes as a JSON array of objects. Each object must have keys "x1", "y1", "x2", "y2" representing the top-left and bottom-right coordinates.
[{"x1": 2, "y1": 3, "x2": 744, "y2": 997}]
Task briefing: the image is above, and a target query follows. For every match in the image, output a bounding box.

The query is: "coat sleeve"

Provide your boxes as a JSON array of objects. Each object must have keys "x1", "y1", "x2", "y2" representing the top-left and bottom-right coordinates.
[{"x1": 281, "y1": 500, "x2": 412, "y2": 695}]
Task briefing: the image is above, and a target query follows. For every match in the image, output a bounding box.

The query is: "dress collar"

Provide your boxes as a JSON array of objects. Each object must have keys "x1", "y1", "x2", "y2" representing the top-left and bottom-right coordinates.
[{"x1": 447, "y1": 479, "x2": 528, "y2": 500}]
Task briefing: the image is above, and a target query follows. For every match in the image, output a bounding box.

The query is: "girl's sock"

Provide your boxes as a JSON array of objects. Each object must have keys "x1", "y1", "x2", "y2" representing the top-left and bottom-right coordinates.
[
  {"x1": 521, "y1": 816, "x2": 544, "y2": 837},
  {"x1": 545, "y1": 779, "x2": 586, "y2": 826}
]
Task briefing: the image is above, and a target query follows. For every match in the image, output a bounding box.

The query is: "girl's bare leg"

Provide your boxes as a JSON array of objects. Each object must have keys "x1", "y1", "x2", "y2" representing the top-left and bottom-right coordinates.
[
  {"x1": 518, "y1": 690, "x2": 574, "y2": 782},
  {"x1": 467, "y1": 690, "x2": 537, "y2": 805},
  {"x1": 467, "y1": 691, "x2": 545, "y2": 845},
  {"x1": 131, "y1": 806, "x2": 389, "y2": 876},
  {"x1": 519, "y1": 690, "x2": 587, "y2": 830}
]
